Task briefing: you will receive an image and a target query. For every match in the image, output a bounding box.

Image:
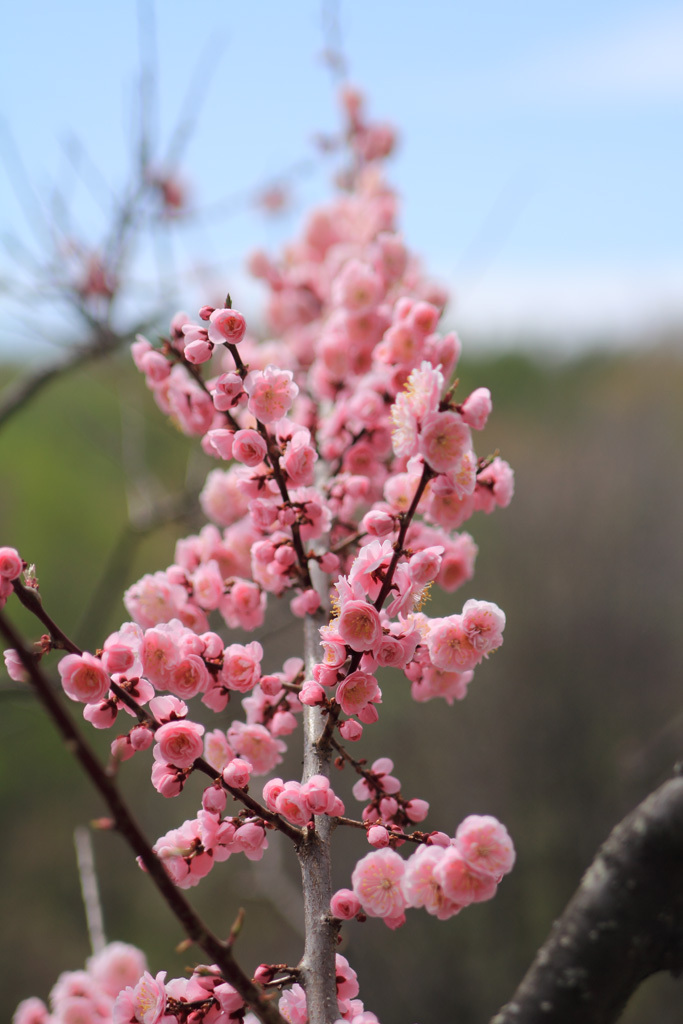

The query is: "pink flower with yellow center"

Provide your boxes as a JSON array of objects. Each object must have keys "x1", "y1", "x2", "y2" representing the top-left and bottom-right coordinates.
[
  {"x1": 337, "y1": 600, "x2": 382, "y2": 653},
  {"x1": 351, "y1": 848, "x2": 407, "y2": 919}
]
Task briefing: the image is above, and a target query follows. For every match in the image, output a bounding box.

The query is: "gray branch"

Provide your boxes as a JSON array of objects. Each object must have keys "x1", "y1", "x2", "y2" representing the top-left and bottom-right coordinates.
[
  {"x1": 492, "y1": 774, "x2": 683, "y2": 1024},
  {"x1": 296, "y1": 561, "x2": 340, "y2": 1024}
]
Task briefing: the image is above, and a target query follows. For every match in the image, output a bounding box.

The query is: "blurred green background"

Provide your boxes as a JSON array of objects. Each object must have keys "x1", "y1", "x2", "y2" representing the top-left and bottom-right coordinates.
[{"x1": 1, "y1": 341, "x2": 682, "y2": 1021}]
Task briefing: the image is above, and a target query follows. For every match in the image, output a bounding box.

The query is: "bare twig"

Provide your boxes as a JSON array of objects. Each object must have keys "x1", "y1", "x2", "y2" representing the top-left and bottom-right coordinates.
[
  {"x1": 0, "y1": 608, "x2": 287, "y2": 1024},
  {"x1": 74, "y1": 825, "x2": 107, "y2": 955}
]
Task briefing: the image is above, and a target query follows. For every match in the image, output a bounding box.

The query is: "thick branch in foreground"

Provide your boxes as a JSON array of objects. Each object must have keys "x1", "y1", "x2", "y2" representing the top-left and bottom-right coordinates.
[{"x1": 492, "y1": 775, "x2": 683, "y2": 1024}]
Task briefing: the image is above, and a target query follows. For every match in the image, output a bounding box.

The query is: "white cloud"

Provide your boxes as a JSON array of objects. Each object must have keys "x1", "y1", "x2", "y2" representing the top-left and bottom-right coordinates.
[{"x1": 450, "y1": 263, "x2": 683, "y2": 350}]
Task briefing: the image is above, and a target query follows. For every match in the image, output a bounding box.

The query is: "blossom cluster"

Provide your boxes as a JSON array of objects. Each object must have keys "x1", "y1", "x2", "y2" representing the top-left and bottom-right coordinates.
[
  {"x1": 7, "y1": 86, "x2": 516, "y2": 1024},
  {"x1": 332, "y1": 813, "x2": 515, "y2": 929},
  {"x1": 12, "y1": 939, "x2": 259, "y2": 1024},
  {"x1": 12, "y1": 939, "x2": 375, "y2": 1024}
]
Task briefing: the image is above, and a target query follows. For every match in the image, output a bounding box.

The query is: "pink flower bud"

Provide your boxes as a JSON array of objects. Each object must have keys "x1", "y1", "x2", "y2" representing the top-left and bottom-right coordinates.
[
  {"x1": 232, "y1": 429, "x2": 268, "y2": 467},
  {"x1": 330, "y1": 888, "x2": 362, "y2": 920},
  {"x1": 300, "y1": 679, "x2": 326, "y2": 705},
  {"x1": 290, "y1": 588, "x2": 321, "y2": 618},
  {"x1": 405, "y1": 798, "x2": 430, "y2": 823},
  {"x1": 130, "y1": 725, "x2": 154, "y2": 751},
  {"x1": 263, "y1": 777, "x2": 285, "y2": 812},
  {"x1": 0, "y1": 546, "x2": 23, "y2": 579},
  {"x1": 198, "y1": 305, "x2": 215, "y2": 321},
  {"x1": 205, "y1": 429, "x2": 235, "y2": 460},
  {"x1": 460, "y1": 387, "x2": 492, "y2": 430},
  {"x1": 58, "y1": 652, "x2": 110, "y2": 704},
  {"x1": 154, "y1": 720, "x2": 204, "y2": 768},
  {"x1": 184, "y1": 339, "x2": 214, "y2": 364},
  {"x1": 259, "y1": 674, "x2": 282, "y2": 696},
  {"x1": 362, "y1": 510, "x2": 395, "y2": 537},
  {"x1": 223, "y1": 757, "x2": 252, "y2": 789},
  {"x1": 368, "y1": 825, "x2": 391, "y2": 848},
  {"x1": 318, "y1": 551, "x2": 341, "y2": 574},
  {"x1": 208, "y1": 308, "x2": 247, "y2": 344},
  {"x1": 339, "y1": 719, "x2": 363, "y2": 742},
  {"x1": 202, "y1": 784, "x2": 227, "y2": 814}
]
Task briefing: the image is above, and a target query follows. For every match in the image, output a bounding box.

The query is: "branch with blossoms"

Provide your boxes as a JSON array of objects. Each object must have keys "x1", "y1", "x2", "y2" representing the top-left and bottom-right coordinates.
[{"x1": 4, "y1": 87, "x2": 517, "y2": 1024}]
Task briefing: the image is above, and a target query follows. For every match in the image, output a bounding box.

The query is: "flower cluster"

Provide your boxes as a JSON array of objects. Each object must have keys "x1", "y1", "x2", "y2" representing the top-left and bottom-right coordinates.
[
  {"x1": 12, "y1": 939, "x2": 262, "y2": 1024},
  {"x1": 7, "y1": 86, "x2": 516, "y2": 1024},
  {"x1": 332, "y1": 814, "x2": 515, "y2": 930}
]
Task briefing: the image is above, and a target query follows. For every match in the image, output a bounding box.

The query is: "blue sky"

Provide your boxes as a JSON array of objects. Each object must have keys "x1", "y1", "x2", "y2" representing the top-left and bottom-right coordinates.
[{"x1": 2, "y1": 0, "x2": 682, "y2": 353}]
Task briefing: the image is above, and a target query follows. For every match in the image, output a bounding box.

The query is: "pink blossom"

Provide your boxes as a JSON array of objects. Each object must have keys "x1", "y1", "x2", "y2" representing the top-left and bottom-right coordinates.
[
  {"x1": 455, "y1": 814, "x2": 516, "y2": 879},
  {"x1": 351, "y1": 848, "x2": 407, "y2": 919},
  {"x1": 279, "y1": 984, "x2": 307, "y2": 1024},
  {"x1": 113, "y1": 970, "x2": 167, "y2": 1024},
  {"x1": 154, "y1": 720, "x2": 204, "y2": 768},
  {"x1": 426, "y1": 616, "x2": 480, "y2": 673},
  {"x1": 199, "y1": 468, "x2": 251, "y2": 528},
  {"x1": 166, "y1": 655, "x2": 211, "y2": 700},
  {"x1": 361, "y1": 510, "x2": 395, "y2": 537},
  {"x1": 433, "y1": 847, "x2": 498, "y2": 906},
  {"x1": 299, "y1": 679, "x2": 326, "y2": 705},
  {"x1": 244, "y1": 365, "x2": 298, "y2": 423},
  {"x1": 367, "y1": 825, "x2": 390, "y2": 848},
  {"x1": 461, "y1": 599, "x2": 506, "y2": 655},
  {"x1": 149, "y1": 694, "x2": 187, "y2": 723},
  {"x1": 330, "y1": 888, "x2": 362, "y2": 920},
  {"x1": 220, "y1": 579, "x2": 265, "y2": 631},
  {"x1": 437, "y1": 533, "x2": 478, "y2": 592},
  {"x1": 407, "y1": 545, "x2": 443, "y2": 586},
  {"x1": 184, "y1": 337, "x2": 213, "y2": 364},
  {"x1": 405, "y1": 798, "x2": 429, "y2": 822},
  {"x1": 58, "y1": 653, "x2": 110, "y2": 704},
  {"x1": 0, "y1": 546, "x2": 23, "y2": 579},
  {"x1": 204, "y1": 428, "x2": 235, "y2": 460},
  {"x1": 207, "y1": 307, "x2": 247, "y2": 344},
  {"x1": 233, "y1": 821, "x2": 268, "y2": 860},
  {"x1": 475, "y1": 456, "x2": 515, "y2": 512},
  {"x1": 262, "y1": 777, "x2": 285, "y2": 812},
  {"x1": 403, "y1": 845, "x2": 463, "y2": 920},
  {"x1": 12, "y1": 997, "x2": 49, "y2": 1024},
  {"x1": 460, "y1": 387, "x2": 492, "y2": 430},
  {"x1": 232, "y1": 429, "x2": 268, "y2": 467},
  {"x1": 301, "y1": 774, "x2": 342, "y2": 816},
  {"x1": 222, "y1": 757, "x2": 252, "y2": 789},
  {"x1": 332, "y1": 259, "x2": 384, "y2": 315},
  {"x1": 211, "y1": 372, "x2": 244, "y2": 410},
  {"x1": 419, "y1": 410, "x2": 471, "y2": 474},
  {"x1": 87, "y1": 941, "x2": 147, "y2": 998},
  {"x1": 275, "y1": 781, "x2": 309, "y2": 826},
  {"x1": 220, "y1": 641, "x2": 263, "y2": 692},
  {"x1": 337, "y1": 601, "x2": 383, "y2": 653},
  {"x1": 290, "y1": 588, "x2": 321, "y2": 617},
  {"x1": 4, "y1": 648, "x2": 27, "y2": 682},
  {"x1": 228, "y1": 721, "x2": 285, "y2": 775},
  {"x1": 339, "y1": 719, "x2": 363, "y2": 741},
  {"x1": 123, "y1": 571, "x2": 187, "y2": 629},
  {"x1": 281, "y1": 429, "x2": 317, "y2": 486},
  {"x1": 336, "y1": 671, "x2": 381, "y2": 718}
]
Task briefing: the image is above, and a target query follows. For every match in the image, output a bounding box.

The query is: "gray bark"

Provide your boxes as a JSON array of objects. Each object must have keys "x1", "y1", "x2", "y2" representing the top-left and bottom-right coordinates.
[
  {"x1": 296, "y1": 562, "x2": 340, "y2": 1024},
  {"x1": 492, "y1": 774, "x2": 683, "y2": 1024}
]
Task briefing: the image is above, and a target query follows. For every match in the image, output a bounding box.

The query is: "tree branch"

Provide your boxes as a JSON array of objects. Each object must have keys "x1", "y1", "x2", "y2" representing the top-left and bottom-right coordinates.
[
  {"x1": 492, "y1": 774, "x2": 683, "y2": 1024},
  {"x1": 0, "y1": 608, "x2": 287, "y2": 1024}
]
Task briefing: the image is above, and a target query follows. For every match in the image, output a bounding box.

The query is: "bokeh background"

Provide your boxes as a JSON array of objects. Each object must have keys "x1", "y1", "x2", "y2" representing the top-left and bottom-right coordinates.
[{"x1": 1, "y1": 2, "x2": 682, "y2": 1021}]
